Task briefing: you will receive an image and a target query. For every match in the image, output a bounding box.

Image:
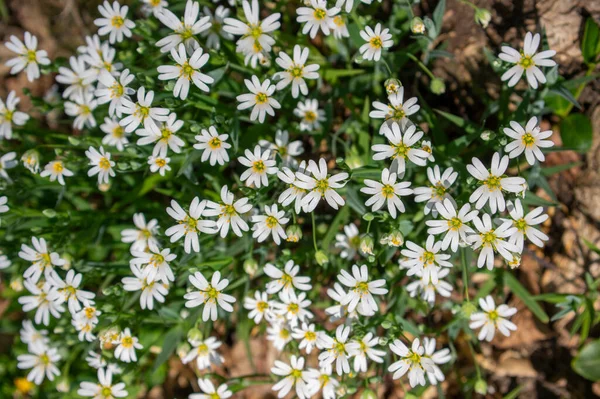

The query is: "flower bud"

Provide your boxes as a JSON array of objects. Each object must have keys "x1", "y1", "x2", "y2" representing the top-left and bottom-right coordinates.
[
  {"x1": 480, "y1": 130, "x2": 495, "y2": 141},
  {"x1": 475, "y1": 379, "x2": 488, "y2": 395},
  {"x1": 475, "y1": 8, "x2": 492, "y2": 29},
  {"x1": 359, "y1": 234, "x2": 374, "y2": 256},
  {"x1": 384, "y1": 78, "x2": 402, "y2": 95},
  {"x1": 315, "y1": 250, "x2": 329, "y2": 266},
  {"x1": 430, "y1": 78, "x2": 446, "y2": 95},
  {"x1": 56, "y1": 378, "x2": 70, "y2": 393},
  {"x1": 98, "y1": 182, "x2": 111, "y2": 192},
  {"x1": 187, "y1": 327, "x2": 203, "y2": 344},
  {"x1": 507, "y1": 253, "x2": 521, "y2": 269},
  {"x1": 360, "y1": 389, "x2": 377, "y2": 399},
  {"x1": 243, "y1": 258, "x2": 259, "y2": 277},
  {"x1": 380, "y1": 230, "x2": 404, "y2": 247},
  {"x1": 461, "y1": 301, "x2": 477, "y2": 317},
  {"x1": 177, "y1": 342, "x2": 191, "y2": 360},
  {"x1": 411, "y1": 17, "x2": 426, "y2": 34},
  {"x1": 10, "y1": 277, "x2": 23, "y2": 292},
  {"x1": 286, "y1": 225, "x2": 303, "y2": 242},
  {"x1": 21, "y1": 150, "x2": 40, "y2": 174}
]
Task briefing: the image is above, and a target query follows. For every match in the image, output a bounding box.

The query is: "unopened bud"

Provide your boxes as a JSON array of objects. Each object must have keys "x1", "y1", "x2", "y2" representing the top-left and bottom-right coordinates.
[
  {"x1": 430, "y1": 78, "x2": 446, "y2": 95},
  {"x1": 480, "y1": 130, "x2": 495, "y2": 141},
  {"x1": 475, "y1": 8, "x2": 492, "y2": 29},
  {"x1": 381, "y1": 230, "x2": 404, "y2": 247},
  {"x1": 475, "y1": 379, "x2": 488, "y2": 395},
  {"x1": 286, "y1": 225, "x2": 303, "y2": 243},
  {"x1": 243, "y1": 258, "x2": 259, "y2": 277},
  {"x1": 384, "y1": 78, "x2": 402, "y2": 95},
  {"x1": 315, "y1": 250, "x2": 329, "y2": 266},
  {"x1": 411, "y1": 17, "x2": 426, "y2": 34},
  {"x1": 359, "y1": 235, "x2": 374, "y2": 256},
  {"x1": 462, "y1": 301, "x2": 477, "y2": 317},
  {"x1": 508, "y1": 253, "x2": 521, "y2": 269}
]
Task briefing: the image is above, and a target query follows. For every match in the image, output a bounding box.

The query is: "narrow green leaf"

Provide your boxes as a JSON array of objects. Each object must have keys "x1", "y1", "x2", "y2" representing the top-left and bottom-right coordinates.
[
  {"x1": 581, "y1": 17, "x2": 600, "y2": 64},
  {"x1": 560, "y1": 113, "x2": 593, "y2": 153},
  {"x1": 572, "y1": 339, "x2": 600, "y2": 381},
  {"x1": 504, "y1": 272, "x2": 549, "y2": 323},
  {"x1": 152, "y1": 327, "x2": 183, "y2": 372}
]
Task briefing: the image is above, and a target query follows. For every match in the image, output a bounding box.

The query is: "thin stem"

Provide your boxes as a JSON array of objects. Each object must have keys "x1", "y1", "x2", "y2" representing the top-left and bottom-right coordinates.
[
  {"x1": 406, "y1": 53, "x2": 436, "y2": 80},
  {"x1": 459, "y1": 0, "x2": 479, "y2": 10},
  {"x1": 461, "y1": 247, "x2": 470, "y2": 301},
  {"x1": 311, "y1": 212, "x2": 318, "y2": 251},
  {"x1": 381, "y1": 58, "x2": 393, "y2": 77},
  {"x1": 366, "y1": 219, "x2": 373, "y2": 234},
  {"x1": 467, "y1": 340, "x2": 482, "y2": 379},
  {"x1": 403, "y1": 0, "x2": 415, "y2": 18}
]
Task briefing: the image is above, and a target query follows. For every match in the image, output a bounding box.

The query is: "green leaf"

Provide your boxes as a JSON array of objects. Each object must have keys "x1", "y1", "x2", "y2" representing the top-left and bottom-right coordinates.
[
  {"x1": 560, "y1": 113, "x2": 593, "y2": 153},
  {"x1": 432, "y1": 0, "x2": 446, "y2": 36},
  {"x1": 581, "y1": 17, "x2": 600, "y2": 64},
  {"x1": 541, "y1": 162, "x2": 582, "y2": 176},
  {"x1": 322, "y1": 206, "x2": 349, "y2": 250},
  {"x1": 323, "y1": 68, "x2": 365, "y2": 83},
  {"x1": 152, "y1": 327, "x2": 183, "y2": 372},
  {"x1": 504, "y1": 272, "x2": 549, "y2": 323},
  {"x1": 572, "y1": 339, "x2": 600, "y2": 381},
  {"x1": 549, "y1": 85, "x2": 581, "y2": 110},
  {"x1": 583, "y1": 239, "x2": 600, "y2": 255}
]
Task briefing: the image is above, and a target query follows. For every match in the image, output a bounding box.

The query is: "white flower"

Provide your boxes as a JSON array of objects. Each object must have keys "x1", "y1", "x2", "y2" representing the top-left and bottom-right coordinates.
[
  {"x1": 295, "y1": 158, "x2": 348, "y2": 212},
  {"x1": 244, "y1": 291, "x2": 273, "y2": 323},
  {"x1": 267, "y1": 322, "x2": 293, "y2": 351},
  {"x1": 325, "y1": 283, "x2": 357, "y2": 321},
  {"x1": 319, "y1": 325, "x2": 352, "y2": 376},
  {"x1": 499, "y1": 32, "x2": 556, "y2": 89},
  {"x1": 470, "y1": 295, "x2": 518, "y2": 341},
  {"x1": 18, "y1": 280, "x2": 65, "y2": 326},
  {"x1": 277, "y1": 163, "x2": 308, "y2": 213},
  {"x1": 182, "y1": 336, "x2": 223, "y2": 370},
  {"x1": 40, "y1": 160, "x2": 74, "y2": 186},
  {"x1": 65, "y1": 92, "x2": 98, "y2": 130},
  {"x1": 292, "y1": 323, "x2": 324, "y2": 354},
  {"x1": 251, "y1": 204, "x2": 289, "y2": 244},
  {"x1": 0, "y1": 91, "x2": 29, "y2": 140},
  {"x1": 359, "y1": 23, "x2": 393, "y2": 61},
  {"x1": 119, "y1": 86, "x2": 169, "y2": 133},
  {"x1": 85, "y1": 146, "x2": 116, "y2": 185},
  {"x1": 331, "y1": 15, "x2": 349, "y2": 39},
  {"x1": 264, "y1": 260, "x2": 311, "y2": 299},
  {"x1": 305, "y1": 367, "x2": 338, "y2": 399},
  {"x1": 85, "y1": 351, "x2": 106, "y2": 369},
  {"x1": 388, "y1": 338, "x2": 435, "y2": 387},
  {"x1": 361, "y1": 167, "x2": 412, "y2": 218},
  {"x1": 156, "y1": 0, "x2": 211, "y2": 54},
  {"x1": 422, "y1": 338, "x2": 451, "y2": 385},
  {"x1": 113, "y1": 328, "x2": 143, "y2": 363},
  {"x1": 21, "y1": 150, "x2": 40, "y2": 174},
  {"x1": 467, "y1": 152, "x2": 527, "y2": 214},
  {"x1": 372, "y1": 123, "x2": 429, "y2": 175},
  {"x1": 158, "y1": 44, "x2": 214, "y2": 100},
  {"x1": 236, "y1": 76, "x2": 281, "y2": 123},
  {"x1": 425, "y1": 199, "x2": 478, "y2": 252},
  {"x1": 122, "y1": 264, "x2": 169, "y2": 310},
  {"x1": 260, "y1": 130, "x2": 304, "y2": 166},
  {"x1": 297, "y1": 0, "x2": 340, "y2": 39},
  {"x1": 95, "y1": 69, "x2": 135, "y2": 118},
  {"x1": 468, "y1": 213, "x2": 519, "y2": 270},
  {"x1": 72, "y1": 312, "x2": 98, "y2": 342},
  {"x1": 238, "y1": 145, "x2": 278, "y2": 188},
  {"x1": 271, "y1": 355, "x2": 315, "y2": 399},
  {"x1": 223, "y1": 0, "x2": 280, "y2": 58},
  {"x1": 148, "y1": 154, "x2": 171, "y2": 176},
  {"x1": 121, "y1": 213, "x2": 159, "y2": 251},
  {"x1": 136, "y1": 112, "x2": 185, "y2": 157},
  {"x1": 191, "y1": 379, "x2": 232, "y2": 399},
  {"x1": 0, "y1": 151, "x2": 18, "y2": 182},
  {"x1": 400, "y1": 236, "x2": 452, "y2": 284},
  {"x1": 414, "y1": 166, "x2": 458, "y2": 216},
  {"x1": 55, "y1": 56, "x2": 97, "y2": 101},
  {"x1": 294, "y1": 99, "x2": 325, "y2": 131},
  {"x1": 17, "y1": 345, "x2": 61, "y2": 385},
  {"x1": 337, "y1": 264, "x2": 388, "y2": 315},
  {"x1": 165, "y1": 198, "x2": 216, "y2": 253},
  {"x1": 335, "y1": 223, "x2": 360, "y2": 259},
  {"x1": 184, "y1": 271, "x2": 236, "y2": 321},
  {"x1": 274, "y1": 45, "x2": 320, "y2": 98},
  {"x1": 78, "y1": 368, "x2": 128, "y2": 398},
  {"x1": 0, "y1": 196, "x2": 8, "y2": 215},
  {"x1": 193, "y1": 126, "x2": 231, "y2": 166},
  {"x1": 370, "y1": 88, "x2": 420, "y2": 133},
  {"x1": 18, "y1": 237, "x2": 65, "y2": 283},
  {"x1": 4, "y1": 32, "x2": 50, "y2": 82},
  {"x1": 273, "y1": 290, "x2": 313, "y2": 328},
  {"x1": 204, "y1": 185, "x2": 252, "y2": 238},
  {"x1": 46, "y1": 269, "x2": 95, "y2": 314},
  {"x1": 94, "y1": 1, "x2": 135, "y2": 44},
  {"x1": 202, "y1": 6, "x2": 234, "y2": 50},
  {"x1": 406, "y1": 267, "x2": 453, "y2": 305},
  {"x1": 130, "y1": 241, "x2": 176, "y2": 283},
  {"x1": 500, "y1": 199, "x2": 549, "y2": 252},
  {"x1": 503, "y1": 117, "x2": 554, "y2": 165},
  {"x1": 141, "y1": 0, "x2": 168, "y2": 17},
  {"x1": 81, "y1": 42, "x2": 121, "y2": 78},
  {"x1": 20, "y1": 320, "x2": 49, "y2": 353},
  {"x1": 101, "y1": 117, "x2": 130, "y2": 151},
  {"x1": 347, "y1": 332, "x2": 385, "y2": 373}
]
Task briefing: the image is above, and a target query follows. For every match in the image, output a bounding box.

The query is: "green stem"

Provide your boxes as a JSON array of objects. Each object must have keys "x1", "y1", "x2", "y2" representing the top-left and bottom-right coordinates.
[
  {"x1": 406, "y1": 53, "x2": 436, "y2": 80},
  {"x1": 461, "y1": 247, "x2": 470, "y2": 301},
  {"x1": 467, "y1": 340, "x2": 482, "y2": 379},
  {"x1": 381, "y1": 58, "x2": 393, "y2": 77},
  {"x1": 458, "y1": 0, "x2": 479, "y2": 10},
  {"x1": 403, "y1": 0, "x2": 415, "y2": 18},
  {"x1": 311, "y1": 212, "x2": 318, "y2": 251}
]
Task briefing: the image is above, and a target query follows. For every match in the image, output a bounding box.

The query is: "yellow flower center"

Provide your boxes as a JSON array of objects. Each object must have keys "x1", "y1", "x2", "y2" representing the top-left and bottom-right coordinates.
[
  {"x1": 408, "y1": 351, "x2": 421, "y2": 364},
  {"x1": 208, "y1": 137, "x2": 222, "y2": 149},
  {"x1": 209, "y1": 394, "x2": 220, "y2": 399},
  {"x1": 160, "y1": 127, "x2": 172, "y2": 140},
  {"x1": 26, "y1": 49, "x2": 37, "y2": 62},
  {"x1": 99, "y1": 157, "x2": 112, "y2": 170},
  {"x1": 315, "y1": 179, "x2": 329, "y2": 195},
  {"x1": 135, "y1": 105, "x2": 150, "y2": 119},
  {"x1": 40, "y1": 354, "x2": 50, "y2": 365},
  {"x1": 313, "y1": 8, "x2": 326, "y2": 20},
  {"x1": 179, "y1": 27, "x2": 194, "y2": 40},
  {"x1": 279, "y1": 328, "x2": 290, "y2": 339},
  {"x1": 111, "y1": 16, "x2": 124, "y2": 28},
  {"x1": 393, "y1": 142, "x2": 409, "y2": 159},
  {"x1": 303, "y1": 110, "x2": 317, "y2": 123},
  {"x1": 80, "y1": 105, "x2": 91, "y2": 115},
  {"x1": 113, "y1": 126, "x2": 125, "y2": 138},
  {"x1": 370, "y1": 36, "x2": 383, "y2": 48},
  {"x1": 334, "y1": 341, "x2": 346, "y2": 354},
  {"x1": 522, "y1": 132, "x2": 535, "y2": 147},
  {"x1": 249, "y1": 24, "x2": 263, "y2": 39},
  {"x1": 180, "y1": 215, "x2": 198, "y2": 233},
  {"x1": 448, "y1": 217, "x2": 462, "y2": 230},
  {"x1": 206, "y1": 286, "x2": 219, "y2": 300},
  {"x1": 381, "y1": 184, "x2": 395, "y2": 199},
  {"x1": 290, "y1": 369, "x2": 302, "y2": 379},
  {"x1": 255, "y1": 92, "x2": 268, "y2": 104},
  {"x1": 181, "y1": 62, "x2": 195, "y2": 79},
  {"x1": 110, "y1": 83, "x2": 124, "y2": 98},
  {"x1": 150, "y1": 253, "x2": 165, "y2": 266},
  {"x1": 481, "y1": 231, "x2": 497, "y2": 246},
  {"x1": 421, "y1": 250, "x2": 436, "y2": 265},
  {"x1": 14, "y1": 377, "x2": 34, "y2": 394},
  {"x1": 333, "y1": 15, "x2": 344, "y2": 27},
  {"x1": 265, "y1": 215, "x2": 278, "y2": 228},
  {"x1": 305, "y1": 330, "x2": 316, "y2": 341},
  {"x1": 197, "y1": 343, "x2": 209, "y2": 355},
  {"x1": 483, "y1": 175, "x2": 501, "y2": 190},
  {"x1": 155, "y1": 158, "x2": 167, "y2": 168},
  {"x1": 85, "y1": 307, "x2": 96, "y2": 319},
  {"x1": 252, "y1": 160, "x2": 265, "y2": 173},
  {"x1": 488, "y1": 309, "x2": 499, "y2": 321},
  {"x1": 52, "y1": 162, "x2": 64, "y2": 173},
  {"x1": 287, "y1": 303, "x2": 299, "y2": 314},
  {"x1": 514, "y1": 218, "x2": 528, "y2": 232},
  {"x1": 518, "y1": 54, "x2": 535, "y2": 69},
  {"x1": 101, "y1": 387, "x2": 113, "y2": 397},
  {"x1": 354, "y1": 281, "x2": 370, "y2": 295},
  {"x1": 257, "y1": 301, "x2": 269, "y2": 312},
  {"x1": 122, "y1": 336, "x2": 134, "y2": 347},
  {"x1": 281, "y1": 273, "x2": 293, "y2": 287},
  {"x1": 290, "y1": 65, "x2": 304, "y2": 78},
  {"x1": 389, "y1": 106, "x2": 405, "y2": 121},
  {"x1": 3, "y1": 110, "x2": 13, "y2": 122}
]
